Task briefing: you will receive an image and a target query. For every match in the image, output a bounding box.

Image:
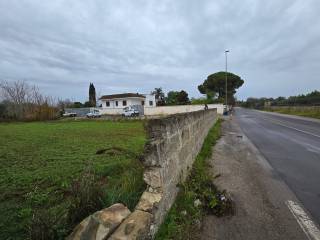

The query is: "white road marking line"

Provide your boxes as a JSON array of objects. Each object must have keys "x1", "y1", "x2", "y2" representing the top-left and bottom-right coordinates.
[
  {"x1": 262, "y1": 117, "x2": 320, "y2": 139},
  {"x1": 286, "y1": 200, "x2": 320, "y2": 240}
]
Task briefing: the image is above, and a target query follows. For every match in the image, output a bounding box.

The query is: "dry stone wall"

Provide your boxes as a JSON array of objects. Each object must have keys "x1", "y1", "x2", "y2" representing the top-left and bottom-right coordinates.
[
  {"x1": 138, "y1": 109, "x2": 218, "y2": 235},
  {"x1": 68, "y1": 109, "x2": 218, "y2": 240}
]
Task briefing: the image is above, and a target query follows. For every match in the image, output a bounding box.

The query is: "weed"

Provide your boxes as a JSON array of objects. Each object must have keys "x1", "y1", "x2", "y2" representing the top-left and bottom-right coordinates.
[
  {"x1": 28, "y1": 209, "x2": 66, "y2": 240},
  {"x1": 66, "y1": 164, "x2": 104, "y2": 227}
]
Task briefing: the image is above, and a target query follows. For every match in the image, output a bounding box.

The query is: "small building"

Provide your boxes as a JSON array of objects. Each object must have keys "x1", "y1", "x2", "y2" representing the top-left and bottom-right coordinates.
[{"x1": 98, "y1": 93, "x2": 155, "y2": 115}]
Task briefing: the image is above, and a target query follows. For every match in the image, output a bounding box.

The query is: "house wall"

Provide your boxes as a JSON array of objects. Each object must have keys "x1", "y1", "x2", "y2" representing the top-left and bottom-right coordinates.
[
  {"x1": 101, "y1": 98, "x2": 145, "y2": 109},
  {"x1": 130, "y1": 98, "x2": 143, "y2": 106},
  {"x1": 145, "y1": 94, "x2": 156, "y2": 107}
]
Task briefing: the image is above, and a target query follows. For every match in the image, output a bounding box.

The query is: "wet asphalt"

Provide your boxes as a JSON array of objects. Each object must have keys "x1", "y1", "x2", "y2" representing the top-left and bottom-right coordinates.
[{"x1": 235, "y1": 107, "x2": 320, "y2": 225}]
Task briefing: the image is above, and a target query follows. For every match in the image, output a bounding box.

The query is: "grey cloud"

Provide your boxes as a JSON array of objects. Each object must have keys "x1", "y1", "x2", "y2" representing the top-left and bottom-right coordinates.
[{"x1": 0, "y1": 0, "x2": 319, "y2": 101}]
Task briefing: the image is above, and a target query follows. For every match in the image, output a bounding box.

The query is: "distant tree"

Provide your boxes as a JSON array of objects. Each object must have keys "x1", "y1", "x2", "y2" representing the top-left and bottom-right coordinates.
[
  {"x1": 84, "y1": 101, "x2": 92, "y2": 107},
  {"x1": 192, "y1": 97, "x2": 226, "y2": 105},
  {"x1": 198, "y1": 72, "x2": 244, "y2": 105},
  {"x1": 190, "y1": 97, "x2": 208, "y2": 105},
  {"x1": 151, "y1": 87, "x2": 166, "y2": 106},
  {"x1": 166, "y1": 91, "x2": 179, "y2": 105},
  {"x1": 166, "y1": 90, "x2": 190, "y2": 105},
  {"x1": 89, "y1": 83, "x2": 96, "y2": 107},
  {"x1": 0, "y1": 80, "x2": 58, "y2": 121},
  {"x1": 72, "y1": 102, "x2": 83, "y2": 108},
  {"x1": 176, "y1": 90, "x2": 190, "y2": 105},
  {"x1": 57, "y1": 99, "x2": 73, "y2": 110},
  {"x1": 0, "y1": 101, "x2": 7, "y2": 119}
]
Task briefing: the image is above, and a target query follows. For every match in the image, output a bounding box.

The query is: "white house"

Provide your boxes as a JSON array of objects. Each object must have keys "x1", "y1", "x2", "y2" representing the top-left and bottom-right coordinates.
[
  {"x1": 97, "y1": 92, "x2": 224, "y2": 116},
  {"x1": 99, "y1": 93, "x2": 156, "y2": 115}
]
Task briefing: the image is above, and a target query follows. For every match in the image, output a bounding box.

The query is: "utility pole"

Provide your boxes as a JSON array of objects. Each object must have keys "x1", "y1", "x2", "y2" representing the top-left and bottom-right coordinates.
[{"x1": 225, "y1": 50, "x2": 229, "y2": 107}]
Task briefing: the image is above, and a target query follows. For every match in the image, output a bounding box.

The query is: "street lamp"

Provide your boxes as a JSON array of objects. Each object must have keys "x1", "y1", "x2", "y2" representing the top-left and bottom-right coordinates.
[{"x1": 225, "y1": 50, "x2": 229, "y2": 107}]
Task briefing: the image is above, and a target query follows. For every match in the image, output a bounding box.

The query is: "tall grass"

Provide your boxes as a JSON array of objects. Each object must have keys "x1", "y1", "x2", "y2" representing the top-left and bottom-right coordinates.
[{"x1": 264, "y1": 106, "x2": 320, "y2": 119}]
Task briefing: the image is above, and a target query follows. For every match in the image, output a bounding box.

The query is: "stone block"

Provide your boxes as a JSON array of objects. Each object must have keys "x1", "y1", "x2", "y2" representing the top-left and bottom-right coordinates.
[
  {"x1": 143, "y1": 168, "x2": 162, "y2": 188},
  {"x1": 142, "y1": 141, "x2": 161, "y2": 167},
  {"x1": 67, "y1": 203, "x2": 131, "y2": 240},
  {"x1": 135, "y1": 191, "x2": 163, "y2": 213},
  {"x1": 109, "y1": 210, "x2": 153, "y2": 240}
]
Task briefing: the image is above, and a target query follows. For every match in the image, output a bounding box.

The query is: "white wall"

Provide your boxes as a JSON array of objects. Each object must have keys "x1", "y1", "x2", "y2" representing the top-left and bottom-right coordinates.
[
  {"x1": 130, "y1": 98, "x2": 143, "y2": 106},
  {"x1": 98, "y1": 103, "x2": 224, "y2": 116},
  {"x1": 145, "y1": 94, "x2": 156, "y2": 107},
  {"x1": 101, "y1": 97, "x2": 144, "y2": 109},
  {"x1": 144, "y1": 104, "x2": 224, "y2": 115}
]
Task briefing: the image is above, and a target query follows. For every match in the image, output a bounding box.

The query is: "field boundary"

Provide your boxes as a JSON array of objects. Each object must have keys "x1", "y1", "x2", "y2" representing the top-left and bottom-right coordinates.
[{"x1": 68, "y1": 109, "x2": 218, "y2": 239}]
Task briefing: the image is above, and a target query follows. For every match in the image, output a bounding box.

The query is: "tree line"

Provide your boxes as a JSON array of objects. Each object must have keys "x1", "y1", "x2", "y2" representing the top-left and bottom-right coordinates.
[
  {"x1": 151, "y1": 88, "x2": 190, "y2": 106},
  {"x1": 0, "y1": 81, "x2": 58, "y2": 121},
  {"x1": 153, "y1": 71, "x2": 244, "y2": 106},
  {"x1": 240, "y1": 90, "x2": 320, "y2": 109},
  {"x1": 0, "y1": 70, "x2": 246, "y2": 121}
]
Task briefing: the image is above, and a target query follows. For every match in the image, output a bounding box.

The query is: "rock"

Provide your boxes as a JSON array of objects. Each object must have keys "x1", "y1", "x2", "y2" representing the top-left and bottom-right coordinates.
[
  {"x1": 67, "y1": 203, "x2": 131, "y2": 240},
  {"x1": 136, "y1": 191, "x2": 162, "y2": 212},
  {"x1": 109, "y1": 210, "x2": 153, "y2": 240},
  {"x1": 143, "y1": 168, "x2": 162, "y2": 188},
  {"x1": 194, "y1": 199, "x2": 202, "y2": 207}
]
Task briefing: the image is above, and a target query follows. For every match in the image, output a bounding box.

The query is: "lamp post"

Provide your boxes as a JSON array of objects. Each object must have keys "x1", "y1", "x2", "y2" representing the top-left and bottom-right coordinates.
[{"x1": 225, "y1": 50, "x2": 229, "y2": 108}]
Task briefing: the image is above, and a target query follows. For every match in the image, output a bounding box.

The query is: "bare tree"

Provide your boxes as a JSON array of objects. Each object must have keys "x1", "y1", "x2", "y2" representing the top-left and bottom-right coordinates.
[
  {"x1": 0, "y1": 80, "x2": 29, "y2": 119},
  {"x1": 0, "y1": 80, "x2": 58, "y2": 121}
]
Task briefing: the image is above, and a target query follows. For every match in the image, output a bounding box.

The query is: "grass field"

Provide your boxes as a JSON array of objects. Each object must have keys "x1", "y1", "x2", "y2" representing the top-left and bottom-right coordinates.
[
  {"x1": 0, "y1": 120, "x2": 146, "y2": 240},
  {"x1": 264, "y1": 106, "x2": 320, "y2": 119}
]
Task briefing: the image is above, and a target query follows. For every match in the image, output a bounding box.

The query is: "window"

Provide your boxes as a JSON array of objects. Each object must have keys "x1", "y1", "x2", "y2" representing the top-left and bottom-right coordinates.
[
  {"x1": 106, "y1": 101, "x2": 110, "y2": 107},
  {"x1": 123, "y1": 100, "x2": 127, "y2": 106},
  {"x1": 149, "y1": 101, "x2": 153, "y2": 106},
  {"x1": 115, "y1": 101, "x2": 118, "y2": 107},
  {"x1": 141, "y1": 101, "x2": 145, "y2": 106}
]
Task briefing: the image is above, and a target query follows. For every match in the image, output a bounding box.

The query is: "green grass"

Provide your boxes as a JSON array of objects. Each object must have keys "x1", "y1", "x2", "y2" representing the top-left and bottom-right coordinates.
[
  {"x1": 264, "y1": 107, "x2": 320, "y2": 119},
  {"x1": 155, "y1": 119, "x2": 222, "y2": 240},
  {"x1": 0, "y1": 120, "x2": 146, "y2": 240}
]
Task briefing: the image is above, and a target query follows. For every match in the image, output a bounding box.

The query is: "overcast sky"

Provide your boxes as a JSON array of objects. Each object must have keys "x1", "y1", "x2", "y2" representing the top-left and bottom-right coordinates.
[{"x1": 0, "y1": 0, "x2": 319, "y2": 101}]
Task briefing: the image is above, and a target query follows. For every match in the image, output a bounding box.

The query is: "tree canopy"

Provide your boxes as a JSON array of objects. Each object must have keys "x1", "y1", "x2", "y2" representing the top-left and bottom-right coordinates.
[
  {"x1": 198, "y1": 72, "x2": 244, "y2": 105},
  {"x1": 241, "y1": 90, "x2": 320, "y2": 109},
  {"x1": 151, "y1": 87, "x2": 166, "y2": 106},
  {"x1": 166, "y1": 90, "x2": 190, "y2": 105}
]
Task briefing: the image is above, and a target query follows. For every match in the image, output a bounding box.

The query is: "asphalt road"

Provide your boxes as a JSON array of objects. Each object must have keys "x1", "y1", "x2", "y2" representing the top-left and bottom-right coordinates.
[{"x1": 235, "y1": 107, "x2": 320, "y2": 225}]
